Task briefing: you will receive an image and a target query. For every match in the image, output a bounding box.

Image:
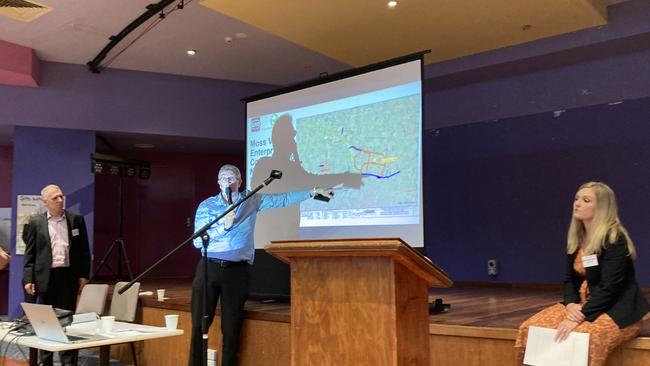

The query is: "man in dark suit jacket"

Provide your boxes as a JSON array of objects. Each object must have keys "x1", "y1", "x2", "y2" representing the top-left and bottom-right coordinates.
[{"x1": 22, "y1": 184, "x2": 91, "y2": 366}]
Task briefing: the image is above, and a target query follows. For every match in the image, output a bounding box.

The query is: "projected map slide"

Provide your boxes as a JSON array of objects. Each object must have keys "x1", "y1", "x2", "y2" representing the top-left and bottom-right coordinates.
[{"x1": 247, "y1": 83, "x2": 421, "y2": 228}]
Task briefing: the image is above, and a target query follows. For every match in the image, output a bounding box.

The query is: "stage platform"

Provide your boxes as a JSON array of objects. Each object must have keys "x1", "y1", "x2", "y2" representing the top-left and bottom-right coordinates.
[{"x1": 105, "y1": 279, "x2": 650, "y2": 365}]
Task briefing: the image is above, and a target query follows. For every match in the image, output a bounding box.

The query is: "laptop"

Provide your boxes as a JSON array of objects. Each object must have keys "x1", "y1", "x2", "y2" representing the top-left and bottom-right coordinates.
[{"x1": 21, "y1": 302, "x2": 95, "y2": 344}]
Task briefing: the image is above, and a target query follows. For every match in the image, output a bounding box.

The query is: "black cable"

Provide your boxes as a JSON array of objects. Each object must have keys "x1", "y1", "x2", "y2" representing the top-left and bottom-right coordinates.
[
  {"x1": 0, "y1": 331, "x2": 16, "y2": 366},
  {"x1": 0, "y1": 326, "x2": 16, "y2": 366},
  {"x1": 12, "y1": 334, "x2": 28, "y2": 362},
  {"x1": 104, "y1": 0, "x2": 195, "y2": 69},
  {"x1": 102, "y1": 16, "x2": 163, "y2": 68},
  {"x1": 88, "y1": 0, "x2": 194, "y2": 73}
]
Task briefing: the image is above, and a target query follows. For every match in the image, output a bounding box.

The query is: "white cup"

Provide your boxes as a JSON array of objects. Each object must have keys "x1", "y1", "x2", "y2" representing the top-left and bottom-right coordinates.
[
  {"x1": 164, "y1": 314, "x2": 179, "y2": 330},
  {"x1": 95, "y1": 319, "x2": 102, "y2": 332},
  {"x1": 101, "y1": 315, "x2": 115, "y2": 333},
  {"x1": 157, "y1": 288, "x2": 165, "y2": 301}
]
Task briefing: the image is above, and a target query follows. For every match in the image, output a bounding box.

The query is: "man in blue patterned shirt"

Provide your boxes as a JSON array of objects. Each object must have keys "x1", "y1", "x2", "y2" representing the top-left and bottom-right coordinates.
[{"x1": 188, "y1": 164, "x2": 330, "y2": 366}]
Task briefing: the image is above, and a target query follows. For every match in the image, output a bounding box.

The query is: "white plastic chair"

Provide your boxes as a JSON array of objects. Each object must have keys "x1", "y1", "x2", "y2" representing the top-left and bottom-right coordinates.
[
  {"x1": 76, "y1": 284, "x2": 109, "y2": 315},
  {"x1": 109, "y1": 281, "x2": 141, "y2": 365}
]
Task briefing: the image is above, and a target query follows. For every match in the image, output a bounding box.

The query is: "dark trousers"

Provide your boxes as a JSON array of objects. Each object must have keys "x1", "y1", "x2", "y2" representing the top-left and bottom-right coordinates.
[
  {"x1": 188, "y1": 259, "x2": 250, "y2": 366},
  {"x1": 37, "y1": 267, "x2": 79, "y2": 366}
]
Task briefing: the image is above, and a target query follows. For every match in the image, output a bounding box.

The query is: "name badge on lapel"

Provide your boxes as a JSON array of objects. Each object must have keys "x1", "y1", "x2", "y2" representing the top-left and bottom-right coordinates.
[
  {"x1": 71, "y1": 228, "x2": 80, "y2": 237},
  {"x1": 582, "y1": 254, "x2": 598, "y2": 267}
]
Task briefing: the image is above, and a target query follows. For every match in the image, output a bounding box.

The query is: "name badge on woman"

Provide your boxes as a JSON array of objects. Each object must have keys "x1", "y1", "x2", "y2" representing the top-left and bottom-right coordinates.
[{"x1": 582, "y1": 254, "x2": 598, "y2": 267}]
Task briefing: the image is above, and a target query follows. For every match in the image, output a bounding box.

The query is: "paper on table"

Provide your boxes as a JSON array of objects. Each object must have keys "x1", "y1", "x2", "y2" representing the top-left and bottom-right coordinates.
[
  {"x1": 523, "y1": 326, "x2": 589, "y2": 366},
  {"x1": 97, "y1": 330, "x2": 142, "y2": 338}
]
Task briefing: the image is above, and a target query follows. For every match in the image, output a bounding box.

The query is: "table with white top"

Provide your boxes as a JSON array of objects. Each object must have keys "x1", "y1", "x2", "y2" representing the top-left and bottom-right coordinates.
[{"x1": 0, "y1": 320, "x2": 183, "y2": 366}]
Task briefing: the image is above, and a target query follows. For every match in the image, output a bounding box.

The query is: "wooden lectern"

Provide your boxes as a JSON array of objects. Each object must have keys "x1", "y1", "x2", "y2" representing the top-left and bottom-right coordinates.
[{"x1": 265, "y1": 238, "x2": 452, "y2": 366}]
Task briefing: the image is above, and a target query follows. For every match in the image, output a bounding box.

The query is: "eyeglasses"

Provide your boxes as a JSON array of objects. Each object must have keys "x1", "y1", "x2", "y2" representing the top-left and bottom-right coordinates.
[{"x1": 218, "y1": 176, "x2": 238, "y2": 183}]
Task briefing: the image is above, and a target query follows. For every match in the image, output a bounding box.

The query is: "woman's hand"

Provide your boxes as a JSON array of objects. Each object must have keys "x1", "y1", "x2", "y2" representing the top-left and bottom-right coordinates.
[
  {"x1": 554, "y1": 319, "x2": 580, "y2": 342},
  {"x1": 565, "y1": 303, "x2": 585, "y2": 323}
]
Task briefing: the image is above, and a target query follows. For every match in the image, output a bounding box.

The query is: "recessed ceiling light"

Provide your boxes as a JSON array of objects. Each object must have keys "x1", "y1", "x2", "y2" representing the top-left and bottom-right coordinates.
[
  {"x1": 134, "y1": 143, "x2": 155, "y2": 149},
  {"x1": 235, "y1": 32, "x2": 248, "y2": 39},
  {"x1": 388, "y1": 1, "x2": 397, "y2": 8},
  {"x1": 186, "y1": 49, "x2": 197, "y2": 56}
]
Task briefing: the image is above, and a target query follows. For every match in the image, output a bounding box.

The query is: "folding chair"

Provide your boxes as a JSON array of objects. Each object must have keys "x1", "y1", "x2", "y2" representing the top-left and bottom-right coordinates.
[
  {"x1": 76, "y1": 284, "x2": 109, "y2": 316},
  {"x1": 108, "y1": 281, "x2": 141, "y2": 365}
]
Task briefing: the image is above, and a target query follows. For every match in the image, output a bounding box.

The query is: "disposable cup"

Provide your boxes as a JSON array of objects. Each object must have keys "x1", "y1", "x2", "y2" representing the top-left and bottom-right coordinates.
[
  {"x1": 101, "y1": 315, "x2": 115, "y2": 333},
  {"x1": 164, "y1": 314, "x2": 179, "y2": 330}
]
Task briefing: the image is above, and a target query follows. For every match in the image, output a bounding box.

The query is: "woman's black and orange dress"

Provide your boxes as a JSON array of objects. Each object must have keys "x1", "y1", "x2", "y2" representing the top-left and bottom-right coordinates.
[{"x1": 515, "y1": 235, "x2": 649, "y2": 366}]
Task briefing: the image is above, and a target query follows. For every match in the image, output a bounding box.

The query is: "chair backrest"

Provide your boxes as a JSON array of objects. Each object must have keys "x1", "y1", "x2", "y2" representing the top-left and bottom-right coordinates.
[
  {"x1": 108, "y1": 281, "x2": 140, "y2": 322},
  {"x1": 76, "y1": 284, "x2": 109, "y2": 315}
]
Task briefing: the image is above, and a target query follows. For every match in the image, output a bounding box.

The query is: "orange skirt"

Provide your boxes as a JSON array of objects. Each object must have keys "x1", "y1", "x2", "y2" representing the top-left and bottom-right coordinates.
[{"x1": 514, "y1": 303, "x2": 641, "y2": 366}]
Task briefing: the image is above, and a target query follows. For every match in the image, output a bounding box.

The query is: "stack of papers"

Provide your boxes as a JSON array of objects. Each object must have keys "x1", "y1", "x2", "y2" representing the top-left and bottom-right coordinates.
[{"x1": 523, "y1": 326, "x2": 589, "y2": 366}]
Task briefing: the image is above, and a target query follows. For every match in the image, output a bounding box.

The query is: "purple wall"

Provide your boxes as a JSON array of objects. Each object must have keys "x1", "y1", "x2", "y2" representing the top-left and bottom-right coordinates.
[
  {"x1": 425, "y1": 48, "x2": 650, "y2": 129},
  {"x1": 0, "y1": 146, "x2": 12, "y2": 314},
  {"x1": 424, "y1": 97, "x2": 650, "y2": 286},
  {"x1": 418, "y1": 0, "x2": 650, "y2": 286},
  {"x1": 0, "y1": 62, "x2": 273, "y2": 141},
  {"x1": 8, "y1": 126, "x2": 95, "y2": 318}
]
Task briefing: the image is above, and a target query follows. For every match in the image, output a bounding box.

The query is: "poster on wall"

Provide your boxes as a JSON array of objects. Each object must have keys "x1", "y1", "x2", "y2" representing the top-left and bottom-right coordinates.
[
  {"x1": 15, "y1": 195, "x2": 46, "y2": 255},
  {"x1": 0, "y1": 208, "x2": 11, "y2": 252}
]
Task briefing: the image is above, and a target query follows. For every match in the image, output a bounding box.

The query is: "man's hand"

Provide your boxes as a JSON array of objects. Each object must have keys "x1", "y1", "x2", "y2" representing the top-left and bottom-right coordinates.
[
  {"x1": 554, "y1": 319, "x2": 580, "y2": 342},
  {"x1": 0, "y1": 248, "x2": 10, "y2": 270},
  {"x1": 565, "y1": 303, "x2": 585, "y2": 323},
  {"x1": 311, "y1": 187, "x2": 334, "y2": 201},
  {"x1": 24, "y1": 283, "x2": 36, "y2": 296}
]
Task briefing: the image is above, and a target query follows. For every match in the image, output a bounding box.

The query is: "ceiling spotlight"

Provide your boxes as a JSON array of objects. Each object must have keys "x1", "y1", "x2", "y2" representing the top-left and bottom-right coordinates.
[
  {"x1": 235, "y1": 32, "x2": 248, "y2": 39},
  {"x1": 186, "y1": 49, "x2": 197, "y2": 56},
  {"x1": 387, "y1": 1, "x2": 397, "y2": 8}
]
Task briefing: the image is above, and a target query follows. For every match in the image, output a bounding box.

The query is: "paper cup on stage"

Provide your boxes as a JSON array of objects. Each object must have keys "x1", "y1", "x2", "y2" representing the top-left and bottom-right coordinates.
[
  {"x1": 101, "y1": 315, "x2": 115, "y2": 333},
  {"x1": 157, "y1": 288, "x2": 165, "y2": 301},
  {"x1": 164, "y1": 314, "x2": 179, "y2": 330}
]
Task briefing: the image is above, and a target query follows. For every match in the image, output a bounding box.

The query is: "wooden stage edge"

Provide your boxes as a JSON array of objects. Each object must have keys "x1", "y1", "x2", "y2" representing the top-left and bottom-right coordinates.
[{"x1": 112, "y1": 279, "x2": 650, "y2": 365}]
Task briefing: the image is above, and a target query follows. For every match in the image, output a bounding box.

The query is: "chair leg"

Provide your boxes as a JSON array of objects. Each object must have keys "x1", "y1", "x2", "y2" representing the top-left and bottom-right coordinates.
[{"x1": 130, "y1": 342, "x2": 138, "y2": 366}]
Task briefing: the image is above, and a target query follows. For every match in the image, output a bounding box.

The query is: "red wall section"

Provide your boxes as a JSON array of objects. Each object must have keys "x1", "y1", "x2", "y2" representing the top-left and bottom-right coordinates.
[{"x1": 93, "y1": 150, "x2": 244, "y2": 281}]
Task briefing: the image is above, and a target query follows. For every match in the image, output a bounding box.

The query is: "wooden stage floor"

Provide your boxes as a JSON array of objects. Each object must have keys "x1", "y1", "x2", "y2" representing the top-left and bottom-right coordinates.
[
  {"x1": 89, "y1": 279, "x2": 650, "y2": 366},
  {"x1": 127, "y1": 279, "x2": 650, "y2": 336}
]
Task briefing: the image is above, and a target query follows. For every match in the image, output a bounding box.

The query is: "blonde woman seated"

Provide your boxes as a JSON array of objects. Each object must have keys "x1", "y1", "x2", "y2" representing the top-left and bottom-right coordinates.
[{"x1": 515, "y1": 182, "x2": 649, "y2": 366}]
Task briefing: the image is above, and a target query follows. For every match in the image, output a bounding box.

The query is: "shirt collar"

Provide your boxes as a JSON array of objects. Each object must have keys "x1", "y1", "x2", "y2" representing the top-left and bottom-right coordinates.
[{"x1": 47, "y1": 211, "x2": 66, "y2": 221}]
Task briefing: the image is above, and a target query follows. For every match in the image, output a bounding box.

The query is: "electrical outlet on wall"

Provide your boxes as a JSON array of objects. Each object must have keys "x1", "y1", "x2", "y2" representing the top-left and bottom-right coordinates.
[{"x1": 487, "y1": 259, "x2": 498, "y2": 276}]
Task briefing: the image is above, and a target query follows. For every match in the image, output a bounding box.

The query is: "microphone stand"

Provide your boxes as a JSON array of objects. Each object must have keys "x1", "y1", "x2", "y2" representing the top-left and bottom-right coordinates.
[{"x1": 118, "y1": 171, "x2": 282, "y2": 366}]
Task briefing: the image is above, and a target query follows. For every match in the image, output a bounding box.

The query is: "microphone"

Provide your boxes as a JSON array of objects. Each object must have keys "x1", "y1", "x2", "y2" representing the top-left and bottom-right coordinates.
[
  {"x1": 263, "y1": 170, "x2": 283, "y2": 185},
  {"x1": 225, "y1": 186, "x2": 232, "y2": 204},
  {"x1": 270, "y1": 170, "x2": 282, "y2": 179}
]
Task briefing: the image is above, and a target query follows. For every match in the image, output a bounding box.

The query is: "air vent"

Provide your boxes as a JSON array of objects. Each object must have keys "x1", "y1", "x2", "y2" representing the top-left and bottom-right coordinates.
[{"x1": 0, "y1": 0, "x2": 52, "y2": 22}]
